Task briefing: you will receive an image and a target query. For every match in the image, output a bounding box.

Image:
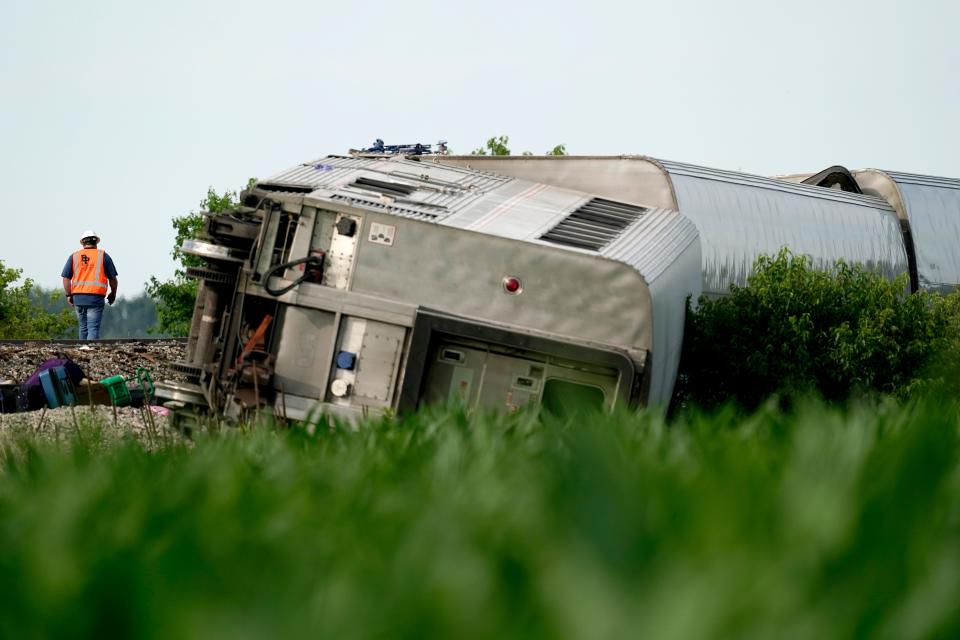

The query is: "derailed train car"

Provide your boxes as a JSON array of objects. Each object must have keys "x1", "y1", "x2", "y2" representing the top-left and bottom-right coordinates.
[
  {"x1": 776, "y1": 166, "x2": 960, "y2": 294},
  {"x1": 429, "y1": 156, "x2": 917, "y2": 297},
  {"x1": 155, "y1": 155, "x2": 701, "y2": 422}
]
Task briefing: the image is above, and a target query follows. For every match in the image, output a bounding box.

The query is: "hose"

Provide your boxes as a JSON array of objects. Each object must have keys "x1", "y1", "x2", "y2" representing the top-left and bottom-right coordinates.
[{"x1": 263, "y1": 254, "x2": 325, "y2": 297}]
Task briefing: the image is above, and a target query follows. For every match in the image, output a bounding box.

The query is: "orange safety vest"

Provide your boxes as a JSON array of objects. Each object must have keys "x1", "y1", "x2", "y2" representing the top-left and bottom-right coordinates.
[{"x1": 70, "y1": 249, "x2": 109, "y2": 296}]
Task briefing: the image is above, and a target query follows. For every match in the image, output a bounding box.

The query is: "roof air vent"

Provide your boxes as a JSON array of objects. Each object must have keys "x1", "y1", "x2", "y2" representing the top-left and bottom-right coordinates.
[
  {"x1": 351, "y1": 177, "x2": 417, "y2": 198},
  {"x1": 540, "y1": 198, "x2": 647, "y2": 251},
  {"x1": 254, "y1": 182, "x2": 315, "y2": 194}
]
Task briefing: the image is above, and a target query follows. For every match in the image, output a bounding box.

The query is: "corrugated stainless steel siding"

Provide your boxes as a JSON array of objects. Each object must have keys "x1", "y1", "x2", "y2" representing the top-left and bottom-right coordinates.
[
  {"x1": 603, "y1": 208, "x2": 700, "y2": 284},
  {"x1": 265, "y1": 156, "x2": 509, "y2": 221},
  {"x1": 603, "y1": 208, "x2": 701, "y2": 406},
  {"x1": 883, "y1": 170, "x2": 960, "y2": 292},
  {"x1": 659, "y1": 159, "x2": 895, "y2": 210},
  {"x1": 658, "y1": 161, "x2": 909, "y2": 295}
]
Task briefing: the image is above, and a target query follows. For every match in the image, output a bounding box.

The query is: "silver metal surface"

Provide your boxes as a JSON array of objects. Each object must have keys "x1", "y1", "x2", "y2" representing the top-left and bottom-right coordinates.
[
  {"x1": 663, "y1": 164, "x2": 908, "y2": 296},
  {"x1": 433, "y1": 156, "x2": 910, "y2": 297},
  {"x1": 855, "y1": 169, "x2": 960, "y2": 293},
  {"x1": 324, "y1": 213, "x2": 361, "y2": 290},
  {"x1": 180, "y1": 239, "x2": 246, "y2": 263},
  {"x1": 155, "y1": 381, "x2": 208, "y2": 406},
  {"x1": 604, "y1": 207, "x2": 701, "y2": 405},
  {"x1": 273, "y1": 306, "x2": 337, "y2": 398},
  {"x1": 353, "y1": 321, "x2": 406, "y2": 405}
]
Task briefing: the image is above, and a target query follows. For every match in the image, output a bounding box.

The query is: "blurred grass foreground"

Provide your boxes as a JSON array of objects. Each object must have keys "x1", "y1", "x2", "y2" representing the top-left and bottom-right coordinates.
[{"x1": 1, "y1": 398, "x2": 959, "y2": 639}]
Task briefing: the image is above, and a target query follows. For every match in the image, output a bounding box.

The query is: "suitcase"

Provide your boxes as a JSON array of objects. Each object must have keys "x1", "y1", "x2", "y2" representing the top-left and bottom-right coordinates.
[
  {"x1": 39, "y1": 366, "x2": 77, "y2": 409},
  {"x1": 54, "y1": 367, "x2": 77, "y2": 406},
  {"x1": 39, "y1": 370, "x2": 63, "y2": 408}
]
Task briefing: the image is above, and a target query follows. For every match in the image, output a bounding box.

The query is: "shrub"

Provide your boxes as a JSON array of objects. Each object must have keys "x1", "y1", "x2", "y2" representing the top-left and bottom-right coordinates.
[
  {"x1": 0, "y1": 260, "x2": 75, "y2": 339},
  {"x1": 675, "y1": 249, "x2": 960, "y2": 410}
]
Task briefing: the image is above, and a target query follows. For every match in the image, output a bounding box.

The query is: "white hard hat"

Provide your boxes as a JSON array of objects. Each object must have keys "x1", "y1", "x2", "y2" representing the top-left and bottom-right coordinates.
[{"x1": 80, "y1": 229, "x2": 100, "y2": 242}]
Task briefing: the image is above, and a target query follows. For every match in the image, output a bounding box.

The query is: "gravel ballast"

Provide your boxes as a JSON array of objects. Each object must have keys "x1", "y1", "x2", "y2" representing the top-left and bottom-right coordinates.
[{"x1": 0, "y1": 341, "x2": 188, "y2": 444}]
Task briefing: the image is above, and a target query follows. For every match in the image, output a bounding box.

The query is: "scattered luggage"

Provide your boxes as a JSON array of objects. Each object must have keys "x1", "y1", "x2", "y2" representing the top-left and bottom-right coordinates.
[
  {"x1": 1, "y1": 357, "x2": 152, "y2": 413},
  {"x1": 38, "y1": 366, "x2": 78, "y2": 409}
]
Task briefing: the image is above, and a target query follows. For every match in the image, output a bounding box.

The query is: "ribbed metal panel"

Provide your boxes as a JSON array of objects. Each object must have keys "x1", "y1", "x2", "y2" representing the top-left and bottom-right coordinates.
[
  {"x1": 884, "y1": 170, "x2": 960, "y2": 292},
  {"x1": 327, "y1": 194, "x2": 439, "y2": 221},
  {"x1": 658, "y1": 161, "x2": 909, "y2": 296},
  {"x1": 540, "y1": 198, "x2": 648, "y2": 250},
  {"x1": 602, "y1": 208, "x2": 701, "y2": 406},
  {"x1": 659, "y1": 159, "x2": 894, "y2": 211},
  {"x1": 603, "y1": 208, "x2": 700, "y2": 283},
  {"x1": 264, "y1": 156, "x2": 509, "y2": 222}
]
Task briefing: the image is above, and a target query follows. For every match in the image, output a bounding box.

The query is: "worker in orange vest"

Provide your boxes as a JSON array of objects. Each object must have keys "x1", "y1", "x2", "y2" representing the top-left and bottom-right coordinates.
[{"x1": 60, "y1": 230, "x2": 119, "y2": 340}]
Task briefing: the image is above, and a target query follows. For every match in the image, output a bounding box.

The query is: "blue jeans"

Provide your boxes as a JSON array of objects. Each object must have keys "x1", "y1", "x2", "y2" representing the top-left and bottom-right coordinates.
[{"x1": 76, "y1": 305, "x2": 104, "y2": 340}]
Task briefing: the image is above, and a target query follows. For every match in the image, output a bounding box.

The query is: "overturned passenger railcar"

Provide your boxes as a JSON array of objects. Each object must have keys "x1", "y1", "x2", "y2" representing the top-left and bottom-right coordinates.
[
  {"x1": 777, "y1": 167, "x2": 960, "y2": 294},
  {"x1": 428, "y1": 156, "x2": 912, "y2": 297},
  {"x1": 156, "y1": 155, "x2": 701, "y2": 422}
]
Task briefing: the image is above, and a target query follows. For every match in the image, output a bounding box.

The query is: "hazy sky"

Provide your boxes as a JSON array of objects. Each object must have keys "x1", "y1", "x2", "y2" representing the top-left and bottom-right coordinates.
[{"x1": 2, "y1": 0, "x2": 957, "y2": 294}]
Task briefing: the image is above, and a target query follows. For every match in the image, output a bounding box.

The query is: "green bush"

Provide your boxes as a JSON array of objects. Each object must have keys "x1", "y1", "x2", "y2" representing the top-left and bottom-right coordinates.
[
  {"x1": 675, "y1": 249, "x2": 960, "y2": 410},
  {"x1": 0, "y1": 260, "x2": 75, "y2": 339}
]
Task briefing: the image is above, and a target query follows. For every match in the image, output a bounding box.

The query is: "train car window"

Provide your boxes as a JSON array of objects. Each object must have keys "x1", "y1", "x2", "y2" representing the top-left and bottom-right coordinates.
[{"x1": 540, "y1": 379, "x2": 605, "y2": 417}]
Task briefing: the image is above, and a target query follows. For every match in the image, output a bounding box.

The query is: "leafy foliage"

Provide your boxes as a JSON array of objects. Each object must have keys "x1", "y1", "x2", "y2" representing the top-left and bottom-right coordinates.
[
  {"x1": 145, "y1": 188, "x2": 241, "y2": 336},
  {"x1": 0, "y1": 260, "x2": 75, "y2": 339},
  {"x1": 471, "y1": 134, "x2": 511, "y2": 156},
  {"x1": 675, "y1": 249, "x2": 960, "y2": 410},
  {"x1": 470, "y1": 136, "x2": 567, "y2": 156},
  {"x1": 1, "y1": 398, "x2": 959, "y2": 638}
]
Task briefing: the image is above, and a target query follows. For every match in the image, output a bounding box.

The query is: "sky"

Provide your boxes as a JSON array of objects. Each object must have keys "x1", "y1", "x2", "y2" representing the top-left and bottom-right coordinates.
[{"x1": 2, "y1": 0, "x2": 958, "y2": 294}]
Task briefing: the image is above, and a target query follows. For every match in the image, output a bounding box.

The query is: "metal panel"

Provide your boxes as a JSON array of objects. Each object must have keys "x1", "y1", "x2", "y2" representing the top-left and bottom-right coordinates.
[
  {"x1": 348, "y1": 212, "x2": 654, "y2": 354},
  {"x1": 856, "y1": 169, "x2": 960, "y2": 293},
  {"x1": 666, "y1": 167, "x2": 908, "y2": 296},
  {"x1": 264, "y1": 155, "x2": 510, "y2": 224},
  {"x1": 327, "y1": 317, "x2": 405, "y2": 409},
  {"x1": 604, "y1": 208, "x2": 701, "y2": 406},
  {"x1": 889, "y1": 172, "x2": 960, "y2": 292},
  {"x1": 427, "y1": 155, "x2": 678, "y2": 210},
  {"x1": 432, "y1": 156, "x2": 910, "y2": 298},
  {"x1": 273, "y1": 306, "x2": 337, "y2": 398},
  {"x1": 323, "y1": 213, "x2": 361, "y2": 290},
  {"x1": 354, "y1": 322, "x2": 406, "y2": 405}
]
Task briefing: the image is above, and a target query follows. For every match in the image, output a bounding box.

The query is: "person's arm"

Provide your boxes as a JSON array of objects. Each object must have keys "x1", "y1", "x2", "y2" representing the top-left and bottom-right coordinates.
[
  {"x1": 61, "y1": 256, "x2": 74, "y2": 306},
  {"x1": 62, "y1": 277, "x2": 74, "y2": 307},
  {"x1": 103, "y1": 253, "x2": 119, "y2": 305}
]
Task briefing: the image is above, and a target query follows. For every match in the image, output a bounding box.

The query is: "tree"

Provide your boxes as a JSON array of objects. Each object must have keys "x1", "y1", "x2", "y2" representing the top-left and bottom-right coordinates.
[
  {"x1": 145, "y1": 187, "x2": 241, "y2": 336},
  {"x1": 674, "y1": 249, "x2": 960, "y2": 411},
  {"x1": 470, "y1": 135, "x2": 568, "y2": 156},
  {"x1": 0, "y1": 260, "x2": 75, "y2": 339},
  {"x1": 471, "y1": 135, "x2": 511, "y2": 156}
]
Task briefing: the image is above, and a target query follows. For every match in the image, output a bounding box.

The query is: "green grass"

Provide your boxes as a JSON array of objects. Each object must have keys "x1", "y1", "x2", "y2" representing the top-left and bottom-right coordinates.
[{"x1": 1, "y1": 397, "x2": 959, "y2": 639}]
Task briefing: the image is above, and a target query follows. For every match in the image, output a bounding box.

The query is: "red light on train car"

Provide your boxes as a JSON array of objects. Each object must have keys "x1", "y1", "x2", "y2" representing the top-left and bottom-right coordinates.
[{"x1": 502, "y1": 276, "x2": 522, "y2": 294}]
